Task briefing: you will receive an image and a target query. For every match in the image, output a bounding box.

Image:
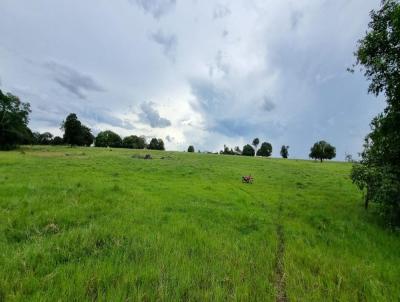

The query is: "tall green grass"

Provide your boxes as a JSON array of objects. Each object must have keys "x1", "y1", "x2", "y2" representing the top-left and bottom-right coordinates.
[{"x1": 0, "y1": 146, "x2": 398, "y2": 301}]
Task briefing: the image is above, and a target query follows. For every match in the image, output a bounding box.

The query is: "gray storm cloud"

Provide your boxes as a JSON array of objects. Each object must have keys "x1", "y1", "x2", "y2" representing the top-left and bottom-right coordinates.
[
  {"x1": 139, "y1": 102, "x2": 171, "y2": 128},
  {"x1": 213, "y1": 4, "x2": 231, "y2": 19},
  {"x1": 44, "y1": 61, "x2": 105, "y2": 99},
  {"x1": 262, "y1": 97, "x2": 276, "y2": 112},
  {"x1": 151, "y1": 30, "x2": 178, "y2": 61},
  {"x1": 131, "y1": 0, "x2": 176, "y2": 19},
  {"x1": 290, "y1": 11, "x2": 303, "y2": 30},
  {"x1": 81, "y1": 108, "x2": 135, "y2": 131}
]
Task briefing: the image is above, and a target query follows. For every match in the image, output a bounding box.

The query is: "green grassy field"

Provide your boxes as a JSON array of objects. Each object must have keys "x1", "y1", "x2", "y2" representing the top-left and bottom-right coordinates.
[{"x1": 0, "y1": 146, "x2": 399, "y2": 301}]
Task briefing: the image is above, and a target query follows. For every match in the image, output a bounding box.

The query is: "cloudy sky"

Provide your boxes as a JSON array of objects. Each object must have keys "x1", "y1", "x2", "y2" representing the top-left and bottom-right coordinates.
[{"x1": 0, "y1": 0, "x2": 384, "y2": 159}]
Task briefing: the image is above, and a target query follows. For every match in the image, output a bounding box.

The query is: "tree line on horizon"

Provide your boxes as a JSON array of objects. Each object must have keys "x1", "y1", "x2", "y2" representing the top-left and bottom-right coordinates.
[
  {"x1": 188, "y1": 137, "x2": 336, "y2": 161},
  {"x1": 0, "y1": 103, "x2": 165, "y2": 151},
  {"x1": 1, "y1": 89, "x2": 337, "y2": 161}
]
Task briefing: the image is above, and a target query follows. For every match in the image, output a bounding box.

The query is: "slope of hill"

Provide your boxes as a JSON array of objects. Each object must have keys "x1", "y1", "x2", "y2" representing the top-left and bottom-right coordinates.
[{"x1": 0, "y1": 146, "x2": 399, "y2": 301}]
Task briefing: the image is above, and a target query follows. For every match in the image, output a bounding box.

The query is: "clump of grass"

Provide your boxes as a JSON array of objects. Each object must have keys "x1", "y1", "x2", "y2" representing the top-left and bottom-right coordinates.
[
  {"x1": 296, "y1": 182, "x2": 306, "y2": 189},
  {"x1": 42, "y1": 223, "x2": 60, "y2": 235},
  {"x1": 131, "y1": 154, "x2": 153, "y2": 160},
  {"x1": 0, "y1": 284, "x2": 5, "y2": 302},
  {"x1": 111, "y1": 184, "x2": 120, "y2": 192}
]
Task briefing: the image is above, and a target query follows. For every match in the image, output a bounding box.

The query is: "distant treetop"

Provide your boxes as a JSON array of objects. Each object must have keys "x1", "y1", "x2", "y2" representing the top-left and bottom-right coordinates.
[{"x1": 309, "y1": 141, "x2": 336, "y2": 162}]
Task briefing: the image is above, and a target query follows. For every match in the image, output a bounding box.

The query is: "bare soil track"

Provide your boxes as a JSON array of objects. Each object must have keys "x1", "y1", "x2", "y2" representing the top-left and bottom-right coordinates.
[{"x1": 275, "y1": 204, "x2": 288, "y2": 302}]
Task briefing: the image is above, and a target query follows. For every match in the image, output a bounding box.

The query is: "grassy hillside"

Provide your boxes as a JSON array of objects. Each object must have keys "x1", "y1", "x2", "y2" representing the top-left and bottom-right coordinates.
[{"x1": 0, "y1": 146, "x2": 399, "y2": 301}]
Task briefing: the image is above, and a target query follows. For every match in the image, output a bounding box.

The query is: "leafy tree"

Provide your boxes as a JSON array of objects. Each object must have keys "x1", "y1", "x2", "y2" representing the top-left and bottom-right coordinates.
[
  {"x1": 81, "y1": 125, "x2": 94, "y2": 146},
  {"x1": 0, "y1": 90, "x2": 31, "y2": 150},
  {"x1": 21, "y1": 127, "x2": 35, "y2": 145},
  {"x1": 38, "y1": 132, "x2": 53, "y2": 145},
  {"x1": 148, "y1": 138, "x2": 165, "y2": 150},
  {"x1": 62, "y1": 113, "x2": 82, "y2": 146},
  {"x1": 148, "y1": 138, "x2": 158, "y2": 150},
  {"x1": 123, "y1": 135, "x2": 146, "y2": 149},
  {"x1": 309, "y1": 141, "x2": 336, "y2": 162},
  {"x1": 158, "y1": 139, "x2": 165, "y2": 151},
  {"x1": 138, "y1": 136, "x2": 147, "y2": 149},
  {"x1": 61, "y1": 113, "x2": 93, "y2": 146},
  {"x1": 220, "y1": 144, "x2": 235, "y2": 155},
  {"x1": 257, "y1": 142, "x2": 273, "y2": 157},
  {"x1": 95, "y1": 130, "x2": 122, "y2": 148},
  {"x1": 242, "y1": 144, "x2": 255, "y2": 156},
  {"x1": 31, "y1": 131, "x2": 41, "y2": 145},
  {"x1": 345, "y1": 153, "x2": 353, "y2": 163},
  {"x1": 280, "y1": 145, "x2": 289, "y2": 159},
  {"x1": 350, "y1": 0, "x2": 400, "y2": 226},
  {"x1": 51, "y1": 136, "x2": 64, "y2": 145},
  {"x1": 188, "y1": 145, "x2": 195, "y2": 152},
  {"x1": 234, "y1": 146, "x2": 242, "y2": 155},
  {"x1": 252, "y1": 138, "x2": 260, "y2": 155}
]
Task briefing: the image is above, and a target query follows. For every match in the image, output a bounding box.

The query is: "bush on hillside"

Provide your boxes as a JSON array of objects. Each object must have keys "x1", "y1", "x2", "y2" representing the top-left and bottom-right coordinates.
[
  {"x1": 123, "y1": 135, "x2": 146, "y2": 149},
  {"x1": 148, "y1": 138, "x2": 165, "y2": 150},
  {"x1": 95, "y1": 130, "x2": 122, "y2": 148},
  {"x1": 242, "y1": 144, "x2": 255, "y2": 156},
  {"x1": 257, "y1": 142, "x2": 272, "y2": 157}
]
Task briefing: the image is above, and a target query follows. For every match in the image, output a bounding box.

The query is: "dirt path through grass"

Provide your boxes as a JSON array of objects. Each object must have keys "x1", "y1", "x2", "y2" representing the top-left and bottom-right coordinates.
[{"x1": 275, "y1": 204, "x2": 288, "y2": 302}]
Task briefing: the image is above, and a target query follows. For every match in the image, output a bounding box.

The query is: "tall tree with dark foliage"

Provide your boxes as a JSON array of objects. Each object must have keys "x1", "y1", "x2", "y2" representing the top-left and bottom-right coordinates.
[
  {"x1": 280, "y1": 145, "x2": 289, "y2": 159},
  {"x1": 148, "y1": 138, "x2": 165, "y2": 150},
  {"x1": 62, "y1": 113, "x2": 81, "y2": 145},
  {"x1": 81, "y1": 125, "x2": 94, "y2": 146},
  {"x1": 242, "y1": 144, "x2": 255, "y2": 156},
  {"x1": 350, "y1": 0, "x2": 400, "y2": 226},
  {"x1": 0, "y1": 90, "x2": 31, "y2": 150},
  {"x1": 257, "y1": 142, "x2": 272, "y2": 157},
  {"x1": 252, "y1": 138, "x2": 259, "y2": 155},
  {"x1": 62, "y1": 113, "x2": 93, "y2": 146}
]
